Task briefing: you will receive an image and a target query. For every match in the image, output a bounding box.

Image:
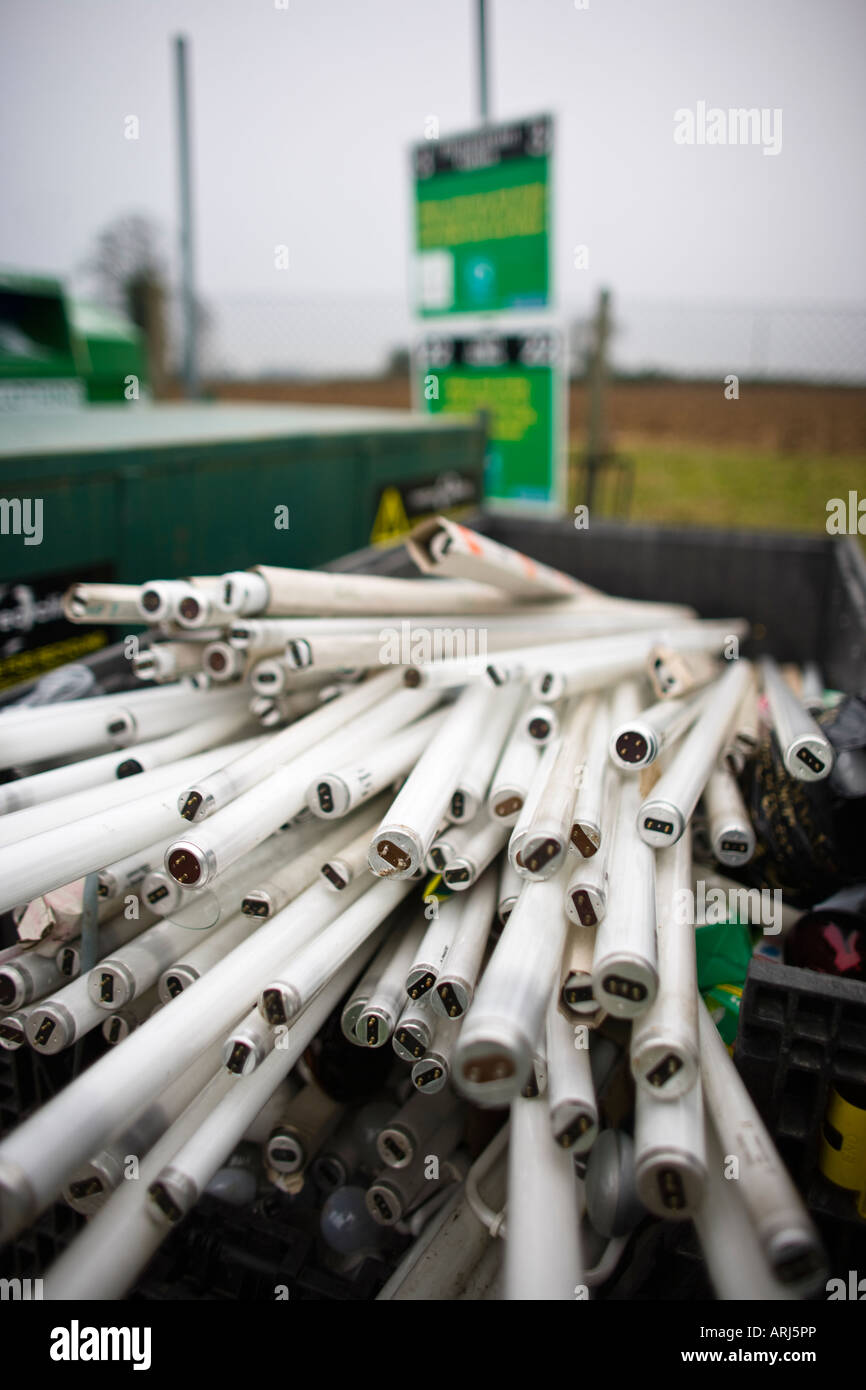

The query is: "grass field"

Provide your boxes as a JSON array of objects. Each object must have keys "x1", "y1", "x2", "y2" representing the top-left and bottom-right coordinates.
[
  {"x1": 204, "y1": 375, "x2": 865, "y2": 541},
  {"x1": 578, "y1": 439, "x2": 866, "y2": 541}
]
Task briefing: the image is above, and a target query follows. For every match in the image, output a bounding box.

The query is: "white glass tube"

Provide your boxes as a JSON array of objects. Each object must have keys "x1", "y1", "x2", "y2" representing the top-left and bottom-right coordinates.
[
  {"x1": 113, "y1": 708, "x2": 255, "y2": 776},
  {"x1": 531, "y1": 640, "x2": 655, "y2": 703},
  {"x1": 100, "y1": 987, "x2": 161, "y2": 1045},
  {"x1": 521, "y1": 701, "x2": 559, "y2": 744},
  {"x1": 410, "y1": 1012, "x2": 464, "y2": 1094},
  {"x1": 137, "y1": 577, "x2": 223, "y2": 625},
  {"x1": 441, "y1": 817, "x2": 508, "y2": 891},
  {"x1": 62, "y1": 582, "x2": 145, "y2": 625},
  {"x1": 634, "y1": 1074, "x2": 706, "y2": 1220},
  {"x1": 175, "y1": 670, "x2": 410, "y2": 821},
  {"x1": 504, "y1": 1094, "x2": 583, "y2": 1300},
  {"x1": 508, "y1": 736, "x2": 561, "y2": 874},
  {"x1": 454, "y1": 861, "x2": 571, "y2": 1106},
  {"x1": 229, "y1": 616, "x2": 317, "y2": 652},
  {"x1": 366, "y1": 1110, "x2": 464, "y2": 1221},
  {"x1": 516, "y1": 695, "x2": 597, "y2": 881},
  {"x1": 167, "y1": 693, "x2": 435, "y2": 887},
  {"x1": 533, "y1": 624, "x2": 746, "y2": 703},
  {"x1": 406, "y1": 515, "x2": 587, "y2": 599},
  {"x1": 139, "y1": 871, "x2": 196, "y2": 917},
  {"x1": 283, "y1": 630, "x2": 402, "y2": 673},
  {"x1": 87, "y1": 908, "x2": 228, "y2": 1011},
  {"x1": 545, "y1": 990, "x2": 598, "y2": 1153},
  {"x1": 0, "y1": 875, "x2": 372, "y2": 1241},
  {"x1": 591, "y1": 769, "x2": 658, "y2": 1018},
  {"x1": 761, "y1": 655, "x2": 834, "y2": 782},
  {"x1": 497, "y1": 854, "x2": 523, "y2": 923},
  {"x1": 251, "y1": 563, "x2": 516, "y2": 616},
  {"x1": 487, "y1": 698, "x2": 541, "y2": 824},
  {"x1": 630, "y1": 825, "x2": 699, "y2": 1100},
  {"x1": 405, "y1": 899, "x2": 460, "y2": 1001},
  {"x1": 432, "y1": 864, "x2": 497, "y2": 1018},
  {"x1": 215, "y1": 569, "x2": 271, "y2": 617},
  {"x1": 638, "y1": 659, "x2": 753, "y2": 848},
  {"x1": 0, "y1": 711, "x2": 256, "y2": 817},
  {"x1": 721, "y1": 670, "x2": 760, "y2": 775},
  {"x1": 428, "y1": 810, "x2": 484, "y2": 874},
  {"x1": 159, "y1": 829, "x2": 297, "y2": 930},
  {"x1": 43, "y1": 1069, "x2": 236, "y2": 1298},
  {"x1": 319, "y1": 797, "x2": 390, "y2": 890},
  {"x1": 0, "y1": 1008, "x2": 33, "y2": 1050},
  {"x1": 569, "y1": 693, "x2": 611, "y2": 856},
  {"x1": 376, "y1": 1088, "x2": 460, "y2": 1169},
  {"x1": 449, "y1": 683, "x2": 524, "y2": 822},
  {"x1": 559, "y1": 927, "x2": 602, "y2": 1022},
  {"x1": 250, "y1": 688, "x2": 328, "y2": 728},
  {"x1": 157, "y1": 911, "x2": 258, "y2": 1001},
  {"x1": 564, "y1": 770, "x2": 618, "y2": 928},
  {"x1": 0, "y1": 733, "x2": 262, "y2": 855},
  {"x1": 26, "y1": 911, "x2": 151, "y2": 1045},
  {"x1": 145, "y1": 945, "x2": 382, "y2": 1234},
  {"x1": 0, "y1": 951, "x2": 70, "y2": 1010},
  {"x1": 340, "y1": 929, "x2": 404, "y2": 1044},
  {"x1": 26, "y1": 948, "x2": 134, "y2": 1053},
  {"x1": 248, "y1": 656, "x2": 346, "y2": 696},
  {"x1": 222, "y1": 1006, "x2": 278, "y2": 1077},
  {"x1": 61, "y1": 1038, "x2": 228, "y2": 1216},
  {"x1": 609, "y1": 688, "x2": 709, "y2": 773},
  {"x1": 232, "y1": 611, "x2": 669, "y2": 651},
  {"x1": 132, "y1": 640, "x2": 208, "y2": 684},
  {"x1": 259, "y1": 881, "x2": 409, "y2": 1027},
  {"x1": 55, "y1": 904, "x2": 149, "y2": 978},
  {"x1": 240, "y1": 817, "x2": 365, "y2": 920},
  {"x1": 200, "y1": 640, "x2": 245, "y2": 682},
  {"x1": 357, "y1": 912, "x2": 428, "y2": 1047},
  {"x1": 367, "y1": 683, "x2": 492, "y2": 879},
  {"x1": 392, "y1": 990, "x2": 436, "y2": 1062},
  {"x1": 98, "y1": 837, "x2": 176, "y2": 900},
  {"x1": 693, "y1": 1114, "x2": 801, "y2": 1302},
  {"x1": 697, "y1": 1003, "x2": 825, "y2": 1292},
  {"x1": 307, "y1": 707, "x2": 447, "y2": 819},
  {"x1": 405, "y1": 637, "x2": 607, "y2": 691},
  {"x1": 0, "y1": 684, "x2": 248, "y2": 769},
  {"x1": 703, "y1": 763, "x2": 755, "y2": 867}
]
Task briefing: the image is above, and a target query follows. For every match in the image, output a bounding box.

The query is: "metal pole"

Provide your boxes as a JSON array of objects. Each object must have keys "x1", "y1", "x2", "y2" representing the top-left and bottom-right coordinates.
[
  {"x1": 477, "y1": 0, "x2": 489, "y2": 124},
  {"x1": 174, "y1": 35, "x2": 198, "y2": 398},
  {"x1": 586, "y1": 287, "x2": 611, "y2": 514}
]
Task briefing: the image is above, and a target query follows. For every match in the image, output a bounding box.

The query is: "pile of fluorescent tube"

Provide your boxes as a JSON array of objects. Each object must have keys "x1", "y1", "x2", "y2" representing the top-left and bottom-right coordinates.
[{"x1": 0, "y1": 517, "x2": 834, "y2": 1300}]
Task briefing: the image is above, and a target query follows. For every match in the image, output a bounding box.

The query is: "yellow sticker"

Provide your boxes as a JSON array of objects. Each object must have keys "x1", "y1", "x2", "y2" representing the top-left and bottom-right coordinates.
[{"x1": 370, "y1": 486, "x2": 410, "y2": 547}]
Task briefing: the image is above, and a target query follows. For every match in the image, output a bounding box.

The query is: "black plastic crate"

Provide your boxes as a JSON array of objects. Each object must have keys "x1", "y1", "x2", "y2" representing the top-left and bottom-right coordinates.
[{"x1": 735, "y1": 957, "x2": 866, "y2": 1210}]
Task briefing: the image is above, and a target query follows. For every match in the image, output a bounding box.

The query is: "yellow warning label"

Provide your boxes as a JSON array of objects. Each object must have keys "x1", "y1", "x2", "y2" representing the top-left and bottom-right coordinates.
[
  {"x1": 0, "y1": 630, "x2": 106, "y2": 692},
  {"x1": 370, "y1": 486, "x2": 410, "y2": 547}
]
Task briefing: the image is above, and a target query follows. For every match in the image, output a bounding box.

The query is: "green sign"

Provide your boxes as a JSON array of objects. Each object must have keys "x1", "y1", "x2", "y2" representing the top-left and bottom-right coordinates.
[
  {"x1": 418, "y1": 331, "x2": 563, "y2": 508},
  {"x1": 412, "y1": 116, "x2": 552, "y2": 317}
]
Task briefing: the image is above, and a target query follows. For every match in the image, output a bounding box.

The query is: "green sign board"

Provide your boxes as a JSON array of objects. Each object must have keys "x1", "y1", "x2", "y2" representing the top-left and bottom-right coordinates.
[
  {"x1": 417, "y1": 330, "x2": 563, "y2": 508},
  {"x1": 412, "y1": 116, "x2": 552, "y2": 317}
]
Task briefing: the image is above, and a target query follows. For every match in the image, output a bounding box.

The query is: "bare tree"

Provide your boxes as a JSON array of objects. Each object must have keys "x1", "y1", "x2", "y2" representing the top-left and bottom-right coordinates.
[
  {"x1": 82, "y1": 213, "x2": 216, "y2": 393},
  {"x1": 81, "y1": 214, "x2": 168, "y2": 393},
  {"x1": 83, "y1": 213, "x2": 166, "y2": 321}
]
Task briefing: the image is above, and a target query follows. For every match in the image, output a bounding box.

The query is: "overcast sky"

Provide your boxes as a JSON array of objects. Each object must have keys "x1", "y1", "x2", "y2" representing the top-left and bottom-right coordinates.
[{"x1": 1, "y1": 0, "x2": 864, "y2": 373}]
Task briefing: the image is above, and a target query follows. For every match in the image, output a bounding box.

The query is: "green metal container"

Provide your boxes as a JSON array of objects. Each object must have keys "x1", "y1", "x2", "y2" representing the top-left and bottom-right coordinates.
[
  {"x1": 68, "y1": 301, "x2": 147, "y2": 404},
  {"x1": 0, "y1": 271, "x2": 147, "y2": 408},
  {"x1": 0, "y1": 401, "x2": 484, "y2": 687},
  {"x1": 0, "y1": 271, "x2": 87, "y2": 409}
]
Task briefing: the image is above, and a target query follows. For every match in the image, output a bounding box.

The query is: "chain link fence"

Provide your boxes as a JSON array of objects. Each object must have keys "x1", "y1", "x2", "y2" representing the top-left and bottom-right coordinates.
[{"x1": 169, "y1": 292, "x2": 866, "y2": 387}]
